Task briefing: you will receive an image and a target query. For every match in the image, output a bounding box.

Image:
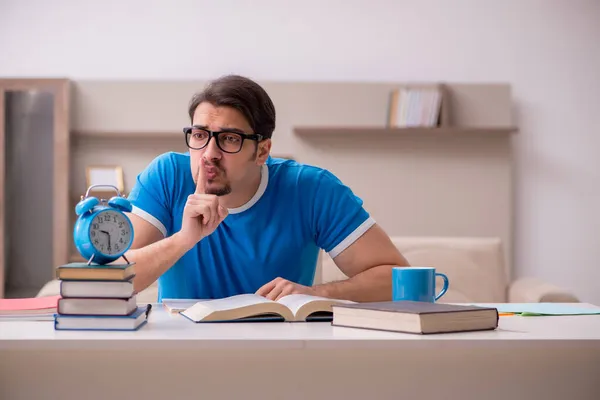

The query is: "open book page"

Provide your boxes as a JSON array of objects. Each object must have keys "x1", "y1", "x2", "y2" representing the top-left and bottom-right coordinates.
[
  {"x1": 180, "y1": 294, "x2": 294, "y2": 322},
  {"x1": 196, "y1": 294, "x2": 274, "y2": 310},
  {"x1": 277, "y1": 294, "x2": 356, "y2": 321}
]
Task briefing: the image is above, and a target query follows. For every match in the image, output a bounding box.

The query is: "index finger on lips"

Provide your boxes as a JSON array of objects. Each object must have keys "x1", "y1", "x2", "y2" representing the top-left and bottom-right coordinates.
[{"x1": 195, "y1": 164, "x2": 205, "y2": 194}]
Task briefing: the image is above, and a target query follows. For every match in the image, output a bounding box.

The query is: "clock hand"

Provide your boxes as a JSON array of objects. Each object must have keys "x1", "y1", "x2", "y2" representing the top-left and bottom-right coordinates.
[{"x1": 99, "y1": 230, "x2": 111, "y2": 250}]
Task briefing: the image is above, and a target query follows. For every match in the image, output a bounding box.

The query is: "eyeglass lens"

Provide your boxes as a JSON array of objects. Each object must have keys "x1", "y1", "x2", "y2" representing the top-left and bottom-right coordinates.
[{"x1": 187, "y1": 128, "x2": 243, "y2": 153}]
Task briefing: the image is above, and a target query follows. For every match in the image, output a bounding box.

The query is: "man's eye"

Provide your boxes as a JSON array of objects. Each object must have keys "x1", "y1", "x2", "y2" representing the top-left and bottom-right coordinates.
[{"x1": 224, "y1": 135, "x2": 240, "y2": 142}]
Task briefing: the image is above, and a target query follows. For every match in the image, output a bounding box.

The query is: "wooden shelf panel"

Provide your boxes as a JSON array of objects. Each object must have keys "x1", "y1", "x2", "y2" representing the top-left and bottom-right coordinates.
[
  {"x1": 73, "y1": 130, "x2": 182, "y2": 139},
  {"x1": 294, "y1": 126, "x2": 518, "y2": 136},
  {"x1": 75, "y1": 127, "x2": 518, "y2": 139}
]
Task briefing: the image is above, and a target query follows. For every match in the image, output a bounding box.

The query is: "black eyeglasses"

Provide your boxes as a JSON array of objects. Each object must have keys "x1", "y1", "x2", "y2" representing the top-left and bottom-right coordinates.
[{"x1": 183, "y1": 126, "x2": 264, "y2": 154}]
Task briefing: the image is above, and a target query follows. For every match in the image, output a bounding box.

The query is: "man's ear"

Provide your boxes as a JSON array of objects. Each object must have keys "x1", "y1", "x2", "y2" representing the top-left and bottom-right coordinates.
[{"x1": 256, "y1": 139, "x2": 272, "y2": 165}]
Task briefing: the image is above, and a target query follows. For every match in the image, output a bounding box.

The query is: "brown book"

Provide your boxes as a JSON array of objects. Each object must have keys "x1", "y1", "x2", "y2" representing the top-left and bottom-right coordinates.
[
  {"x1": 56, "y1": 262, "x2": 135, "y2": 281},
  {"x1": 331, "y1": 301, "x2": 499, "y2": 334}
]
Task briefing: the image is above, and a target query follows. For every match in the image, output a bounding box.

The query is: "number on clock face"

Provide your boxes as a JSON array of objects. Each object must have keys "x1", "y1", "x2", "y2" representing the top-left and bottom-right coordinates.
[{"x1": 90, "y1": 210, "x2": 131, "y2": 255}]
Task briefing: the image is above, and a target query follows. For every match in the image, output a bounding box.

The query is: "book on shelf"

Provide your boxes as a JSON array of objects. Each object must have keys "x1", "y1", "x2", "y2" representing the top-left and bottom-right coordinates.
[
  {"x1": 54, "y1": 305, "x2": 150, "y2": 331},
  {"x1": 180, "y1": 293, "x2": 355, "y2": 323},
  {"x1": 389, "y1": 86, "x2": 443, "y2": 128},
  {"x1": 331, "y1": 301, "x2": 499, "y2": 334}
]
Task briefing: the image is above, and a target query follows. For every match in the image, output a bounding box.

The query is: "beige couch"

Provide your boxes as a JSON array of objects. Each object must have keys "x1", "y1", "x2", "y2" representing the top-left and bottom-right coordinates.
[
  {"x1": 37, "y1": 236, "x2": 579, "y2": 304},
  {"x1": 318, "y1": 236, "x2": 579, "y2": 303}
]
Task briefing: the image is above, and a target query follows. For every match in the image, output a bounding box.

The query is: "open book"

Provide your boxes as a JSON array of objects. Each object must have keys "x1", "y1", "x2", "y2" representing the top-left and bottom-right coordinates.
[{"x1": 180, "y1": 293, "x2": 355, "y2": 322}]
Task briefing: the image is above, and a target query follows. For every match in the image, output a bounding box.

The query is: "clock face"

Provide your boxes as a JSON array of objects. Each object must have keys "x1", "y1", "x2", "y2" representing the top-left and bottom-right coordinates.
[{"x1": 89, "y1": 210, "x2": 132, "y2": 255}]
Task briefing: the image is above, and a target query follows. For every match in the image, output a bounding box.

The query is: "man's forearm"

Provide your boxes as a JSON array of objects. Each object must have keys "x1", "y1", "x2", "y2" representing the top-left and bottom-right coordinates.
[
  {"x1": 313, "y1": 265, "x2": 394, "y2": 302},
  {"x1": 125, "y1": 232, "x2": 192, "y2": 293}
]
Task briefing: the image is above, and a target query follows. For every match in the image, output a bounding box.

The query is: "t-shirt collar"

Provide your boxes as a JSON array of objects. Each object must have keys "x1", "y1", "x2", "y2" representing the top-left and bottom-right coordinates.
[{"x1": 227, "y1": 164, "x2": 269, "y2": 214}]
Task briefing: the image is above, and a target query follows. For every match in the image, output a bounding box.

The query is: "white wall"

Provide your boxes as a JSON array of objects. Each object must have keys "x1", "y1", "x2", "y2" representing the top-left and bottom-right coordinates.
[{"x1": 1, "y1": 0, "x2": 599, "y2": 303}]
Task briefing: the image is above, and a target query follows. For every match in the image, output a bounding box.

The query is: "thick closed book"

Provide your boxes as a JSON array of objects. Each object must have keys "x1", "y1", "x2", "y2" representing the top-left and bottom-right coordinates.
[
  {"x1": 331, "y1": 301, "x2": 499, "y2": 334},
  {"x1": 60, "y1": 278, "x2": 134, "y2": 298},
  {"x1": 181, "y1": 293, "x2": 355, "y2": 322},
  {"x1": 54, "y1": 306, "x2": 149, "y2": 331},
  {"x1": 0, "y1": 295, "x2": 60, "y2": 320},
  {"x1": 56, "y1": 262, "x2": 135, "y2": 281},
  {"x1": 0, "y1": 294, "x2": 60, "y2": 315},
  {"x1": 57, "y1": 296, "x2": 137, "y2": 316}
]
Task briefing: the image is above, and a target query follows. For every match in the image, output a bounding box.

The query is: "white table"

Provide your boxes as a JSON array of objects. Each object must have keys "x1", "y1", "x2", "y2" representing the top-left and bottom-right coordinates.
[{"x1": 2, "y1": 303, "x2": 600, "y2": 400}]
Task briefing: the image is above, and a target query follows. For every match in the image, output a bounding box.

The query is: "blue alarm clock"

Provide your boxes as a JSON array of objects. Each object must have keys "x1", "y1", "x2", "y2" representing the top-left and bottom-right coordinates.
[{"x1": 73, "y1": 184, "x2": 134, "y2": 265}]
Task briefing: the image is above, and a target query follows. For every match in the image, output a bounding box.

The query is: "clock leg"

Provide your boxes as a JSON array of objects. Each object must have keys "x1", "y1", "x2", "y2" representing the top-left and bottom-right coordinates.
[
  {"x1": 86, "y1": 254, "x2": 95, "y2": 266},
  {"x1": 121, "y1": 254, "x2": 131, "y2": 264}
]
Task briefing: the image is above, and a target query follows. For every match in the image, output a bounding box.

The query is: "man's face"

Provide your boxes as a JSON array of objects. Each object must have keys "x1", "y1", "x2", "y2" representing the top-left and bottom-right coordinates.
[{"x1": 190, "y1": 102, "x2": 268, "y2": 196}]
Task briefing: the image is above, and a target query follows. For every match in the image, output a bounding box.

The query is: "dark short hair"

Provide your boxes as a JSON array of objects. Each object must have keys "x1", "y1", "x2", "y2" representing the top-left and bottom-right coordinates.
[{"x1": 188, "y1": 75, "x2": 276, "y2": 139}]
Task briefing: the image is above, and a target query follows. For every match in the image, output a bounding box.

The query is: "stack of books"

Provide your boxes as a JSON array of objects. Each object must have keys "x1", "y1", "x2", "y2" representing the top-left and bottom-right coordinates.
[{"x1": 53, "y1": 262, "x2": 149, "y2": 331}]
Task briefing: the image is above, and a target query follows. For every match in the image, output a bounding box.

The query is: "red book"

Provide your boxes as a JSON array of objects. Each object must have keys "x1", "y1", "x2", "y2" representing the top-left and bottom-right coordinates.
[{"x1": 0, "y1": 295, "x2": 61, "y2": 315}]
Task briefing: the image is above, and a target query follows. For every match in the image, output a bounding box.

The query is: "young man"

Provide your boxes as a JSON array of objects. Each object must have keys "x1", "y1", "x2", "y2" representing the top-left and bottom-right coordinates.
[{"x1": 125, "y1": 75, "x2": 409, "y2": 302}]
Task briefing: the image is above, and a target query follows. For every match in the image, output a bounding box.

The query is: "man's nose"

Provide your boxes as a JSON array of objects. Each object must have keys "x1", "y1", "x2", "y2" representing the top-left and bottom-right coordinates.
[{"x1": 203, "y1": 136, "x2": 222, "y2": 160}]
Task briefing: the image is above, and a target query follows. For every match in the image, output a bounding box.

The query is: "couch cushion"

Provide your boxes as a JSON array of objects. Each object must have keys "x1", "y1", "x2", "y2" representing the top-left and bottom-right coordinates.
[{"x1": 319, "y1": 236, "x2": 508, "y2": 303}]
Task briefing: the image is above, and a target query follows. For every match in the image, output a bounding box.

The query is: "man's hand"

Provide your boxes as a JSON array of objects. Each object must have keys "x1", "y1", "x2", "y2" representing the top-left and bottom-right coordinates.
[
  {"x1": 178, "y1": 174, "x2": 228, "y2": 250},
  {"x1": 256, "y1": 277, "x2": 318, "y2": 301}
]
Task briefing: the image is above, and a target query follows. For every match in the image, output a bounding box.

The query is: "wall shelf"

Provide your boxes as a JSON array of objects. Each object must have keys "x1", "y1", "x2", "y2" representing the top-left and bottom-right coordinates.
[
  {"x1": 294, "y1": 126, "x2": 518, "y2": 137},
  {"x1": 73, "y1": 130, "x2": 181, "y2": 139}
]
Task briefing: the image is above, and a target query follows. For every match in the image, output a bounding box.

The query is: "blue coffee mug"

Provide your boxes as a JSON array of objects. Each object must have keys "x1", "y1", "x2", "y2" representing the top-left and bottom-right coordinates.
[{"x1": 392, "y1": 267, "x2": 449, "y2": 302}]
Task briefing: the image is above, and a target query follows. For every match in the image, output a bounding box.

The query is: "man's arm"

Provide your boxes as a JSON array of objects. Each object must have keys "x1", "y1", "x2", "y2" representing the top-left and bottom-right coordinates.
[
  {"x1": 124, "y1": 193, "x2": 228, "y2": 294},
  {"x1": 123, "y1": 213, "x2": 190, "y2": 294},
  {"x1": 256, "y1": 168, "x2": 411, "y2": 302},
  {"x1": 312, "y1": 223, "x2": 409, "y2": 302},
  {"x1": 257, "y1": 223, "x2": 410, "y2": 302}
]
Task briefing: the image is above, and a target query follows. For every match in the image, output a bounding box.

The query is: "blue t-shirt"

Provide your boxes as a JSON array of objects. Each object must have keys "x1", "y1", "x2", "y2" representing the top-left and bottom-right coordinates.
[{"x1": 127, "y1": 152, "x2": 374, "y2": 301}]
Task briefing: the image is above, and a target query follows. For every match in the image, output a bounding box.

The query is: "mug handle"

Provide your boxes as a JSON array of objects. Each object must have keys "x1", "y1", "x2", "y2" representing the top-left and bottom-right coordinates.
[{"x1": 435, "y1": 273, "x2": 449, "y2": 301}]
